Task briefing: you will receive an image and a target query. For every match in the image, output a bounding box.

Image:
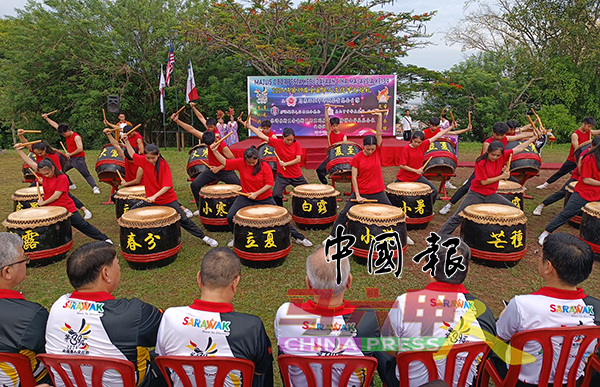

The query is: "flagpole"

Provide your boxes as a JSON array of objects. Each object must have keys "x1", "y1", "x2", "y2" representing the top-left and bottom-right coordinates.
[
  {"x1": 161, "y1": 64, "x2": 167, "y2": 149},
  {"x1": 172, "y1": 43, "x2": 181, "y2": 151}
]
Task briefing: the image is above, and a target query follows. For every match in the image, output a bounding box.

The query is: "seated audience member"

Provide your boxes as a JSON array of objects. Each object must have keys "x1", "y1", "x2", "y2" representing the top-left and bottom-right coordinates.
[
  {"x1": 156, "y1": 248, "x2": 273, "y2": 387},
  {"x1": 274, "y1": 246, "x2": 383, "y2": 386},
  {"x1": 495, "y1": 233, "x2": 600, "y2": 386},
  {"x1": 45, "y1": 241, "x2": 163, "y2": 387},
  {"x1": 380, "y1": 235, "x2": 496, "y2": 387},
  {"x1": 0, "y1": 233, "x2": 51, "y2": 386}
]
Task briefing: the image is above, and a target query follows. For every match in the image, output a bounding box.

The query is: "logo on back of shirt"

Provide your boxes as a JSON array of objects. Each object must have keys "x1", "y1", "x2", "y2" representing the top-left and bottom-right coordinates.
[
  {"x1": 440, "y1": 318, "x2": 470, "y2": 345},
  {"x1": 550, "y1": 304, "x2": 594, "y2": 316},
  {"x1": 61, "y1": 319, "x2": 91, "y2": 354},
  {"x1": 182, "y1": 316, "x2": 231, "y2": 335},
  {"x1": 186, "y1": 337, "x2": 218, "y2": 357},
  {"x1": 62, "y1": 300, "x2": 105, "y2": 315},
  {"x1": 315, "y1": 338, "x2": 346, "y2": 356}
]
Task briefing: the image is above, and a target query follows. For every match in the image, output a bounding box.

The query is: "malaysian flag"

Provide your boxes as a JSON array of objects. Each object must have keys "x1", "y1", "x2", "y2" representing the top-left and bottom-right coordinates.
[
  {"x1": 159, "y1": 64, "x2": 166, "y2": 113},
  {"x1": 165, "y1": 43, "x2": 175, "y2": 87}
]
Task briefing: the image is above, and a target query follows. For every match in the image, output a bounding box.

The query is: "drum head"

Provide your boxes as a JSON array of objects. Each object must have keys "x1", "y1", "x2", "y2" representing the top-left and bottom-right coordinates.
[
  {"x1": 497, "y1": 180, "x2": 524, "y2": 194},
  {"x1": 348, "y1": 203, "x2": 406, "y2": 226},
  {"x1": 386, "y1": 182, "x2": 433, "y2": 196},
  {"x1": 3, "y1": 206, "x2": 70, "y2": 229},
  {"x1": 583, "y1": 202, "x2": 600, "y2": 218},
  {"x1": 566, "y1": 181, "x2": 577, "y2": 193},
  {"x1": 234, "y1": 205, "x2": 291, "y2": 227},
  {"x1": 292, "y1": 184, "x2": 337, "y2": 198},
  {"x1": 118, "y1": 206, "x2": 180, "y2": 228},
  {"x1": 114, "y1": 185, "x2": 146, "y2": 199},
  {"x1": 200, "y1": 184, "x2": 242, "y2": 198},
  {"x1": 460, "y1": 203, "x2": 527, "y2": 225},
  {"x1": 12, "y1": 187, "x2": 44, "y2": 199}
]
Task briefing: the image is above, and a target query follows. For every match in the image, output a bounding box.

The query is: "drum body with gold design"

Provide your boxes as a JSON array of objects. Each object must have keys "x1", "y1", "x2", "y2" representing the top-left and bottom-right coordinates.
[
  {"x1": 580, "y1": 202, "x2": 600, "y2": 258},
  {"x1": 233, "y1": 205, "x2": 291, "y2": 268},
  {"x1": 258, "y1": 142, "x2": 278, "y2": 181},
  {"x1": 386, "y1": 182, "x2": 433, "y2": 230},
  {"x1": 199, "y1": 184, "x2": 242, "y2": 231},
  {"x1": 11, "y1": 187, "x2": 44, "y2": 212},
  {"x1": 95, "y1": 144, "x2": 126, "y2": 183},
  {"x1": 291, "y1": 184, "x2": 339, "y2": 230},
  {"x1": 422, "y1": 138, "x2": 457, "y2": 177},
  {"x1": 347, "y1": 204, "x2": 407, "y2": 265},
  {"x1": 505, "y1": 141, "x2": 541, "y2": 184},
  {"x1": 21, "y1": 152, "x2": 37, "y2": 183},
  {"x1": 497, "y1": 180, "x2": 525, "y2": 210},
  {"x1": 574, "y1": 140, "x2": 592, "y2": 162},
  {"x1": 326, "y1": 141, "x2": 362, "y2": 176},
  {"x1": 459, "y1": 203, "x2": 527, "y2": 266},
  {"x1": 117, "y1": 206, "x2": 181, "y2": 269},
  {"x1": 187, "y1": 144, "x2": 210, "y2": 179},
  {"x1": 564, "y1": 181, "x2": 582, "y2": 228},
  {"x1": 114, "y1": 185, "x2": 146, "y2": 219},
  {"x1": 3, "y1": 206, "x2": 72, "y2": 266}
]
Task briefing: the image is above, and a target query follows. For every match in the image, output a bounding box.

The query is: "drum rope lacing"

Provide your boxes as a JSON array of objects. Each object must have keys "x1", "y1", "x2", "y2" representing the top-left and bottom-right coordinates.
[
  {"x1": 290, "y1": 190, "x2": 340, "y2": 199},
  {"x1": 3, "y1": 212, "x2": 72, "y2": 229},
  {"x1": 458, "y1": 211, "x2": 528, "y2": 226},
  {"x1": 233, "y1": 213, "x2": 292, "y2": 228},
  {"x1": 117, "y1": 214, "x2": 181, "y2": 229}
]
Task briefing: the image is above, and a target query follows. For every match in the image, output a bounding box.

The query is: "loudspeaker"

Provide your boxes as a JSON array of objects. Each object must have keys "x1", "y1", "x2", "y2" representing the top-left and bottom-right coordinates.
[{"x1": 107, "y1": 95, "x2": 120, "y2": 114}]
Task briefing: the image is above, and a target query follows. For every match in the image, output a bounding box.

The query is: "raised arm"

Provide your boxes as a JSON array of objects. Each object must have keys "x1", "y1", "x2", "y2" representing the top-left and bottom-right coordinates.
[
  {"x1": 429, "y1": 126, "x2": 453, "y2": 143},
  {"x1": 189, "y1": 102, "x2": 208, "y2": 129},
  {"x1": 324, "y1": 104, "x2": 332, "y2": 136},
  {"x1": 209, "y1": 143, "x2": 227, "y2": 166},
  {"x1": 42, "y1": 113, "x2": 59, "y2": 130},
  {"x1": 103, "y1": 119, "x2": 121, "y2": 130},
  {"x1": 14, "y1": 145, "x2": 38, "y2": 171},
  {"x1": 171, "y1": 113, "x2": 204, "y2": 139},
  {"x1": 506, "y1": 132, "x2": 534, "y2": 142},
  {"x1": 247, "y1": 116, "x2": 269, "y2": 142},
  {"x1": 511, "y1": 135, "x2": 538, "y2": 155},
  {"x1": 16, "y1": 130, "x2": 33, "y2": 151},
  {"x1": 123, "y1": 134, "x2": 136, "y2": 159},
  {"x1": 372, "y1": 110, "x2": 384, "y2": 148}
]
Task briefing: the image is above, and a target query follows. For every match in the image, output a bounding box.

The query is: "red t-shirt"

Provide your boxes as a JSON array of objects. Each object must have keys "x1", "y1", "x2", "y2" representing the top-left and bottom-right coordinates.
[
  {"x1": 471, "y1": 150, "x2": 513, "y2": 195},
  {"x1": 65, "y1": 132, "x2": 85, "y2": 158},
  {"x1": 567, "y1": 129, "x2": 591, "y2": 162},
  {"x1": 571, "y1": 149, "x2": 589, "y2": 181},
  {"x1": 127, "y1": 132, "x2": 144, "y2": 150},
  {"x1": 207, "y1": 141, "x2": 227, "y2": 167},
  {"x1": 225, "y1": 158, "x2": 274, "y2": 200},
  {"x1": 124, "y1": 159, "x2": 140, "y2": 182},
  {"x1": 263, "y1": 130, "x2": 276, "y2": 138},
  {"x1": 350, "y1": 147, "x2": 385, "y2": 194},
  {"x1": 396, "y1": 140, "x2": 431, "y2": 182},
  {"x1": 43, "y1": 174, "x2": 76, "y2": 212},
  {"x1": 133, "y1": 154, "x2": 177, "y2": 204},
  {"x1": 36, "y1": 152, "x2": 62, "y2": 171},
  {"x1": 268, "y1": 137, "x2": 303, "y2": 178},
  {"x1": 575, "y1": 154, "x2": 600, "y2": 201},
  {"x1": 423, "y1": 127, "x2": 440, "y2": 140},
  {"x1": 482, "y1": 136, "x2": 508, "y2": 155},
  {"x1": 329, "y1": 131, "x2": 345, "y2": 145}
]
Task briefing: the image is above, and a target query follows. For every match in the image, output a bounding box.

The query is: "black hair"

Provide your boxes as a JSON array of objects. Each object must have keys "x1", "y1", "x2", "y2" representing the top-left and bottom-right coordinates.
[
  {"x1": 330, "y1": 117, "x2": 340, "y2": 125},
  {"x1": 206, "y1": 118, "x2": 217, "y2": 127},
  {"x1": 429, "y1": 117, "x2": 440, "y2": 126},
  {"x1": 492, "y1": 122, "x2": 509, "y2": 135},
  {"x1": 282, "y1": 127, "x2": 295, "y2": 139},
  {"x1": 260, "y1": 120, "x2": 272, "y2": 128},
  {"x1": 123, "y1": 125, "x2": 133, "y2": 132},
  {"x1": 202, "y1": 131, "x2": 216, "y2": 146},
  {"x1": 583, "y1": 117, "x2": 596, "y2": 126},
  {"x1": 363, "y1": 135, "x2": 377, "y2": 146},
  {"x1": 542, "y1": 233, "x2": 594, "y2": 286},
  {"x1": 32, "y1": 141, "x2": 55, "y2": 155},
  {"x1": 506, "y1": 120, "x2": 519, "y2": 129},
  {"x1": 57, "y1": 124, "x2": 70, "y2": 135},
  {"x1": 411, "y1": 131, "x2": 425, "y2": 141},
  {"x1": 476, "y1": 140, "x2": 504, "y2": 164},
  {"x1": 243, "y1": 146, "x2": 262, "y2": 176},
  {"x1": 432, "y1": 235, "x2": 471, "y2": 284},
  {"x1": 37, "y1": 158, "x2": 64, "y2": 176},
  {"x1": 581, "y1": 136, "x2": 600, "y2": 171},
  {"x1": 67, "y1": 242, "x2": 117, "y2": 289},
  {"x1": 144, "y1": 144, "x2": 164, "y2": 180},
  {"x1": 200, "y1": 247, "x2": 241, "y2": 288}
]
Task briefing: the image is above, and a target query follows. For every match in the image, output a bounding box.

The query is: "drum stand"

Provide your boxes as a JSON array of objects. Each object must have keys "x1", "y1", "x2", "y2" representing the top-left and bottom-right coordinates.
[
  {"x1": 512, "y1": 171, "x2": 538, "y2": 199},
  {"x1": 100, "y1": 179, "x2": 119, "y2": 205},
  {"x1": 330, "y1": 173, "x2": 354, "y2": 201},
  {"x1": 425, "y1": 173, "x2": 455, "y2": 201}
]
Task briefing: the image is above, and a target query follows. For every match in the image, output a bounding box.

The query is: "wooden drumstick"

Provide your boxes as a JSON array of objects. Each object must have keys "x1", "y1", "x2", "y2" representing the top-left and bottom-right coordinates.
[
  {"x1": 468, "y1": 111, "x2": 472, "y2": 126},
  {"x1": 172, "y1": 105, "x2": 186, "y2": 117},
  {"x1": 237, "y1": 191, "x2": 251, "y2": 197},
  {"x1": 36, "y1": 181, "x2": 42, "y2": 201},
  {"x1": 200, "y1": 159, "x2": 213, "y2": 169},
  {"x1": 213, "y1": 131, "x2": 234, "y2": 146},
  {"x1": 506, "y1": 154, "x2": 513, "y2": 171},
  {"x1": 29, "y1": 168, "x2": 40, "y2": 180},
  {"x1": 125, "y1": 124, "x2": 141, "y2": 137},
  {"x1": 45, "y1": 110, "x2": 58, "y2": 116},
  {"x1": 422, "y1": 156, "x2": 433, "y2": 169},
  {"x1": 530, "y1": 109, "x2": 545, "y2": 133},
  {"x1": 527, "y1": 116, "x2": 540, "y2": 136},
  {"x1": 274, "y1": 150, "x2": 287, "y2": 170},
  {"x1": 17, "y1": 140, "x2": 42, "y2": 147},
  {"x1": 351, "y1": 199, "x2": 378, "y2": 203},
  {"x1": 116, "y1": 169, "x2": 124, "y2": 182},
  {"x1": 450, "y1": 111, "x2": 456, "y2": 126},
  {"x1": 102, "y1": 108, "x2": 106, "y2": 121},
  {"x1": 60, "y1": 141, "x2": 68, "y2": 154},
  {"x1": 20, "y1": 130, "x2": 42, "y2": 134},
  {"x1": 441, "y1": 107, "x2": 447, "y2": 116}
]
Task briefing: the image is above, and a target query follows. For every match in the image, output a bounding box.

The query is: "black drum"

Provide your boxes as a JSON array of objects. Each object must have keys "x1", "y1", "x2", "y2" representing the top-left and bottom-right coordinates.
[
  {"x1": 3, "y1": 207, "x2": 73, "y2": 267},
  {"x1": 113, "y1": 185, "x2": 146, "y2": 219},
  {"x1": 506, "y1": 140, "x2": 541, "y2": 184},
  {"x1": 386, "y1": 182, "x2": 433, "y2": 230},
  {"x1": 460, "y1": 203, "x2": 527, "y2": 267},
  {"x1": 291, "y1": 184, "x2": 339, "y2": 230},
  {"x1": 199, "y1": 184, "x2": 242, "y2": 232},
  {"x1": 21, "y1": 152, "x2": 37, "y2": 183},
  {"x1": 422, "y1": 138, "x2": 458, "y2": 177},
  {"x1": 565, "y1": 181, "x2": 582, "y2": 228},
  {"x1": 497, "y1": 180, "x2": 525, "y2": 210},
  {"x1": 347, "y1": 204, "x2": 407, "y2": 265},
  {"x1": 326, "y1": 141, "x2": 362, "y2": 176},
  {"x1": 186, "y1": 144, "x2": 209, "y2": 179},
  {"x1": 11, "y1": 187, "x2": 44, "y2": 212},
  {"x1": 233, "y1": 205, "x2": 292, "y2": 268},
  {"x1": 574, "y1": 140, "x2": 592, "y2": 162},
  {"x1": 258, "y1": 142, "x2": 278, "y2": 181},
  {"x1": 95, "y1": 144, "x2": 126, "y2": 183},
  {"x1": 580, "y1": 202, "x2": 600, "y2": 259},
  {"x1": 117, "y1": 206, "x2": 182, "y2": 270}
]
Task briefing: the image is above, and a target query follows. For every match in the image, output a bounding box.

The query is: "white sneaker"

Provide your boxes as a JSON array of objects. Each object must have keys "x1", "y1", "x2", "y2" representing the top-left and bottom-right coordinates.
[
  {"x1": 183, "y1": 208, "x2": 193, "y2": 218},
  {"x1": 193, "y1": 210, "x2": 200, "y2": 216},
  {"x1": 536, "y1": 182, "x2": 549, "y2": 190},
  {"x1": 538, "y1": 231, "x2": 549, "y2": 246},
  {"x1": 69, "y1": 184, "x2": 77, "y2": 190},
  {"x1": 203, "y1": 236, "x2": 218, "y2": 247},
  {"x1": 227, "y1": 239, "x2": 234, "y2": 247},
  {"x1": 406, "y1": 236, "x2": 415, "y2": 245},
  {"x1": 92, "y1": 186, "x2": 101, "y2": 194},
  {"x1": 533, "y1": 204, "x2": 544, "y2": 216},
  {"x1": 439, "y1": 203, "x2": 452, "y2": 215},
  {"x1": 83, "y1": 210, "x2": 92, "y2": 220},
  {"x1": 296, "y1": 238, "x2": 313, "y2": 247},
  {"x1": 105, "y1": 239, "x2": 114, "y2": 245},
  {"x1": 445, "y1": 181, "x2": 457, "y2": 190}
]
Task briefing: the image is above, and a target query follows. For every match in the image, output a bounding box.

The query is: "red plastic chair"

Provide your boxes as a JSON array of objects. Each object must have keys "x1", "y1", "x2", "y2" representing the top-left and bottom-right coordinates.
[
  {"x1": 277, "y1": 354, "x2": 378, "y2": 387},
  {"x1": 0, "y1": 352, "x2": 38, "y2": 387},
  {"x1": 36, "y1": 353, "x2": 137, "y2": 387},
  {"x1": 396, "y1": 341, "x2": 490, "y2": 387},
  {"x1": 479, "y1": 326, "x2": 600, "y2": 387},
  {"x1": 155, "y1": 356, "x2": 255, "y2": 387},
  {"x1": 582, "y1": 353, "x2": 600, "y2": 386}
]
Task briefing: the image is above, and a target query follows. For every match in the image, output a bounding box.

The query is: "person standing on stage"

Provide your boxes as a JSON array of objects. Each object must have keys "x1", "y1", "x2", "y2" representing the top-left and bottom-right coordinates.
[
  {"x1": 439, "y1": 134, "x2": 538, "y2": 235},
  {"x1": 401, "y1": 109, "x2": 412, "y2": 141},
  {"x1": 42, "y1": 114, "x2": 101, "y2": 194},
  {"x1": 536, "y1": 117, "x2": 599, "y2": 190},
  {"x1": 316, "y1": 103, "x2": 348, "y2": 185},
  {"x1": 538, "y1": 136, "x2": 600, "y2": 246}
]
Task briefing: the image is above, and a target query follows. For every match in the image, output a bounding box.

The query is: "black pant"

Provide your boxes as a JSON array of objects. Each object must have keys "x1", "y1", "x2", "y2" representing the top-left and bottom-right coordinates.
[
  {"x1": 316, "y1": 159, "x2": 328, "y2": 185},
  {"x1": 132, "y1": 200, "x2": 207, "y2": 239},
  {"x1": 396, "y1": 176, "x2": 438, "y2": 203},
  {"x1": 64, "y1": 156, "x2": 97, "y2": 188},
  {"x1": 273, "y1": 174, "x2": 308, "y2": 206},
  {"x1": 227, "y1": 195, "x2": 305, "y2": 240},
  {"x1": 191, "y1": 170, "x2": 240, "y2": 210},
  {"x1": 70, "y1": 211, "x2": 108, "y2": 241},
  {"x1": 545, "y1": 192, "x2": 588, "y2": 233},
  {"x1": 329, "y1": 191, "x2": 392, "y2": 237},
  {"x1": 403, "y1": 130, "x2": 411, "y2": 141},
  {"x1": 546, "y1": 160, "x2": 577, "y2": 184},
  {"x1": 449, "y1": 174, "x2": 520, "y2": 205},
  {"x1": 542, "y1": 178, "x2": 576, "y2": 207}
]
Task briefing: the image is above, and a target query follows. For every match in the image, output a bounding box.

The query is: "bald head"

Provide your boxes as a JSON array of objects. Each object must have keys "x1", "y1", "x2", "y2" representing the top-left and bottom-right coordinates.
[{"x1": 306, "y1": 246, "x2": 350, "y2": 296}]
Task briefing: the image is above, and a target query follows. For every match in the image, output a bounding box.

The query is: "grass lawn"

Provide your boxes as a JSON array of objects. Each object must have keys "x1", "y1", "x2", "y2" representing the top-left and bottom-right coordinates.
[{"x1": 1, "y1": 141, "x2": 597, "y2": 385}]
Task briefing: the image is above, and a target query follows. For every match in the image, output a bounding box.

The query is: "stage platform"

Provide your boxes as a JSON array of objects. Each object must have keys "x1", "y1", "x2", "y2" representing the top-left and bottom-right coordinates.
[{"x1": 229, "y1": 136, "x2": 563, "y2": 170}]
